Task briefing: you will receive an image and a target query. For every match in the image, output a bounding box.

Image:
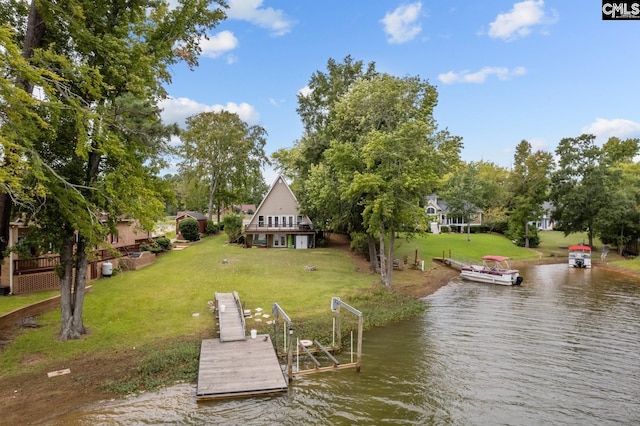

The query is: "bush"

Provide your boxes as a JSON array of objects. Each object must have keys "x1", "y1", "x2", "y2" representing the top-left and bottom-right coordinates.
[
  {"x1": 206, "y1": 220, "x2": 218, "y2": 235},
  {"x1": 179, "y1": 218, "x2": 200, "y2": 242},
  {"x1": 349, "y1": 232, "x2": 370, "y2": 259},
  {"x1": 316, "y1": 238, "x2": 329, "y2": 248},
  {"x1": 222, "y1": 214, "x2": 243, "y2": 242},
  {"x1": 155, "y1": 237, "x2": 172, "y2": 250}
]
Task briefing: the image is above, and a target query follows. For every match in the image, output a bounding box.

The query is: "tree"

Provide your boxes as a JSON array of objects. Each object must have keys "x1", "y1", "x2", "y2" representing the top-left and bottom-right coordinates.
[
  {"x1": 595, "y1": 138, "x2": 640, "y2": 253},
  {"x1": 441, "y1": 162, "x2": 484, "y2": 242},
  {"x1": 325, "y1": 74, "x2": 462, "y2": 288},
  {"x1": 507, "y1": 140, "x2": 553, "y2": 248},
  {"x1": 178, "y1": 111, "x2": 269, "y2": 223},
  {"x1": 2, "y1": 0, "x2": 226, "y2": 340},
  {"x1": 550, "y1": 134, "x2": 611, "y2": 247}
]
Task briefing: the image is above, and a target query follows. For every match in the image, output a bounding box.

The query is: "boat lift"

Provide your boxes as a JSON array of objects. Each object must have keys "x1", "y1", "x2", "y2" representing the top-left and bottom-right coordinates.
[{"x1": 272, "y1": 297, "x2": 363, "y2": 381}]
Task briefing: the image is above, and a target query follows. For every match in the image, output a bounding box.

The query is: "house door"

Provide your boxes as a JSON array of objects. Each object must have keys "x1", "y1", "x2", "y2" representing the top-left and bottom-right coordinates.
[{"x1": 295, "y1": 235, "x2": 308, "y2": 249}]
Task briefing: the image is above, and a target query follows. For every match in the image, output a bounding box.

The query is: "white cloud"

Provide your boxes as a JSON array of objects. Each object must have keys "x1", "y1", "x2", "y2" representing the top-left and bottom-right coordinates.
[
  {"x1": 381, "y1": 2, "x2": 423, "y2": 44},
  {"x1": 226, "y1": 0, "x2": 295, "y2": 36},
  {"x1": 200, "y1": 31, "x2": 239, "y2": 58},
  {"x1": 159, "y1": 97, "x2": 260, "y2": 128},
  {"x1": 297, "y1": 85, "x2": 313, "y2": 98},
  {"x1": 487, "y1": 0, "x2": 556, "y2": 41},
  {"x1": 582, "y1": 118, "x2": 640, "y2": 141},
  {"x1": 438, "y1": 66, "x2": 526, "y2": 84}
]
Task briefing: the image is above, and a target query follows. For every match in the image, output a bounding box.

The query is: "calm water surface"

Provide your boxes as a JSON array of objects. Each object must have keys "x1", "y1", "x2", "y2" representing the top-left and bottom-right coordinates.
[{"x1": 53, "y1": 264, "x2": 640, "y2": 425}]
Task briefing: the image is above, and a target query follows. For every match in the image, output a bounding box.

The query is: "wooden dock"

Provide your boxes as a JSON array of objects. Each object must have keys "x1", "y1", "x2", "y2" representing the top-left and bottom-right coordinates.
[
  {"x1": 196, "y1": 292, "x2": 288, "y2": 400},
  {"x1": 196, "y1": 335, "x2": 288, "y2": 400},
  {"x1": 215, "y1": 292, "x2": 246, "y2": 342}
]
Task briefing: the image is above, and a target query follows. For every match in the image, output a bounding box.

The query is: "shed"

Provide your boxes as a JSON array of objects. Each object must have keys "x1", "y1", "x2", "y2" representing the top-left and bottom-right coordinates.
[{"x1": 176, "y1": 211, "x2": 208, "y2": 237}]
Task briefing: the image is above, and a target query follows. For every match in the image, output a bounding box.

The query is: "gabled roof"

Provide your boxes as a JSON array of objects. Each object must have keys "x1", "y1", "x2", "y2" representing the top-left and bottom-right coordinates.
[
  {"x1": 247, "y1": 175, "x2": 311, "y2": 226},
  {"x1": 176, "y1": 211, "x2": 207, "y2": 221}
]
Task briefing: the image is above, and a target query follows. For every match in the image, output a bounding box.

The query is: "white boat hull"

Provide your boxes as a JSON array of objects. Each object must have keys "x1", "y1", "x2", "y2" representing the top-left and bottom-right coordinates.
[{"x1": 460, "y1": 268, "x2": 522, "y2": 286}]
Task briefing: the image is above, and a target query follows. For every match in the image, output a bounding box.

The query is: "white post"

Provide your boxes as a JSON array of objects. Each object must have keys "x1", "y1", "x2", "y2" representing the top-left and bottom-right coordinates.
[
  {"x1": 296, "y1": 338, "x2": 299, "y2": 373},
  {"x1": 350, "y1": 331, "x2": 354, "y2": 363},
  {"x1": 332, "y1": 317, "x2": 335, "y2": 348},
  {"x1": 421, "y1": 260, "x2": 424, "y2": 271}
]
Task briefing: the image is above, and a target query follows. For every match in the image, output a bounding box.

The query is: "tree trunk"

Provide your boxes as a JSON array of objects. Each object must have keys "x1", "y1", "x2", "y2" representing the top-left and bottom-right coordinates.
[
  {"x1": 0, "y1": 192, "x2": 10, "y2": 259},
  {"x1": 378, "y1": 225, "x2": 388, "y2": 288},
  {"x1": 367, "y1": 234, "x2": 378, "y2": 273},
  {"x1": 59, "y1": 234, "x2": 87, "y2": 341},
  {"x1": 0, "y1": 1, "x2": 47, "y2": 262},
  {"x1": 525, "y1": 221, "x2": 530, "y2": 248},
  {"x1": 59, "y1": 236, "x2": 76, "y2": 341},
  {"x1": 385, "y1": 230, "x2": 395, "y2": 289}
]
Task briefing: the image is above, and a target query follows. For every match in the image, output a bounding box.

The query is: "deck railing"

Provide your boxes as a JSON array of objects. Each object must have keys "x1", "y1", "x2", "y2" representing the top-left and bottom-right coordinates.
[
  {"x1": 244, "y1": 224, "x2": 313, "y2": 232},
  {"x1": 13, "y1": 243, "x2": 145, "y2": 275}
]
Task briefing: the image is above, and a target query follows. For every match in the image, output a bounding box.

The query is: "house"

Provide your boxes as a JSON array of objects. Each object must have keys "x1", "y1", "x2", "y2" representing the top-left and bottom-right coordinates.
[
  {"x1": 1, "y1": 215, "x2": 153, "y2": 295},
  {"x1": 530, "y1": 201, "x2": 555, "y2": 231},
  {"x1": 425, "y1": 194, "x2": 483, "y2": 234},
  {"x1": 175, "y1": 211, "x2": 208, "y2": 238},
  {"x1": 243, "y1": 175, "x2": 314, "y2": 249}
]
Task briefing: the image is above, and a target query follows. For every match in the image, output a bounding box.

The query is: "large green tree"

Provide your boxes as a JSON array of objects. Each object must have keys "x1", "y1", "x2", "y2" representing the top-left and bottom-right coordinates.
[
  {"x1": 508, "y1": 140, "x2": 553, "y2": 248},
  {"x1": 550, "y1": 134, "x2": 611, "y2": 247},
  {"x1": 594, "y1": 137, "x2": 640, "y2": 253},
  {"x1": 319, "y1": 74, "x2": 461, "y2": 287},
  {"x1": 1, "y1": 0, "x2": 225, "y2": 340},
  {"x1": 178, "y1": 111, "x2": 269, "y2": 223}
]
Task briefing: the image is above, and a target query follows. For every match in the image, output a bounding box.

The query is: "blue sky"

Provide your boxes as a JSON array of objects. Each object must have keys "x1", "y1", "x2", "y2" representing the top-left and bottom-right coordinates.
[{"x1": 160, "y1": 1, "x2": 640, "y2": 182}]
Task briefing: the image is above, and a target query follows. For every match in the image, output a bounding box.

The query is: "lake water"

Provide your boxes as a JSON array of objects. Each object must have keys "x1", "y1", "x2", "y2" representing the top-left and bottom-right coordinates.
[{"x1": 51, "y1": 264, "x2": 640, "y2": 425}]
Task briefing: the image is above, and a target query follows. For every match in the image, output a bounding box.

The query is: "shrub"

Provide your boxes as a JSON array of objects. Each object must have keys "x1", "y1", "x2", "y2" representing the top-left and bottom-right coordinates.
[
  {"x1": 206, "y1": 220, "x2": 218, "y2": 234},
  {"x1": 222, "y1": 214, "x2": 243, "y2": 242},
  {"x1": 178, "y1": 218, "x2": 200, "y2": 242},
  {"x1": 349, "y1": 232, "x2": 370, "y2": 259},
  {"x1": 316, "y1": 238, "x2": 329, "y2": 248},
  {"x1": 155, "y1": 237, "x2": 172, "y2": 250}
]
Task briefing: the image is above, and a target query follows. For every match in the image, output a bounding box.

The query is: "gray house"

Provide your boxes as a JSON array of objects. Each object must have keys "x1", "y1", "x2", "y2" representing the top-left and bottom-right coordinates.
[{"x1": 243, "y1": 175, "x2": 314, "y2": 249}]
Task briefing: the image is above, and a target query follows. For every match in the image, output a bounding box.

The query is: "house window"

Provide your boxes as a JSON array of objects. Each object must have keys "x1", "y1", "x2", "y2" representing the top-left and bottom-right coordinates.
[
  {"x1": 111, "y1": 233, "x2": 118, "y2": 244},
  {"x1": 282, "y1": 216, "x2": 287, "y2": 227},
  {"x1": 258, "y1": 216, "x2": 264, "y2": 227},
  {"x1": 289, "y1": 216, "x2": 293, "y2": 227},
  {"x1": 297, "y1": 215, "x2": 302, "y2": 225},
  {"x1": 274, "y1": 216, "x2": 279, "y2": 227},
  {"x1": 426, "y1": 207, "x2": 436, "y2": 215},
  {"x1": 268, "y1": 216, "x2": 272, "y2": 227}
]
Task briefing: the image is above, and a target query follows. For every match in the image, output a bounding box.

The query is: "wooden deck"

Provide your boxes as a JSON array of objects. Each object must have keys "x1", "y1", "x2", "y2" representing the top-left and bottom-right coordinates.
[
  {"x1": 196, "y1": 292, "x2": 288, "y2": 400},
  {"x1": 196, "y1": 335, "x2": 288, "y2": 400}
]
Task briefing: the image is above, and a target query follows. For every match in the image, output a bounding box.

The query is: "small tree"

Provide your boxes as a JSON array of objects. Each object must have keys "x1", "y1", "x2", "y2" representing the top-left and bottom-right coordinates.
[
  {"x1": 179, "y1": 218, "x2": 200, "y2": 242},
  {"x1": 222, "y1": 213, "x2": 243, "y2": 242}
]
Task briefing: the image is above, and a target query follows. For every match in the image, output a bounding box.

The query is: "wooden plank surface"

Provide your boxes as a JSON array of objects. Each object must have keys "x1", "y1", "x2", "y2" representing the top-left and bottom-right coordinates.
[
  {"x1": 196, "y1": 335, "x2": 288, "y2": 400},
  {"x1": 215, "y1": 292, "x2": 246, "y2": 342}
]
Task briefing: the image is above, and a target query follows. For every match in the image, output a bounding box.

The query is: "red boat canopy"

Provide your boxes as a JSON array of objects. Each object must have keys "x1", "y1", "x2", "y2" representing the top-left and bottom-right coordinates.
[
  {"x1": 482, "y1": 255, "x2": 510, "y2": 262},
  {"x1": 568, "y1": 245, "x2": 591, "y2": 251}
]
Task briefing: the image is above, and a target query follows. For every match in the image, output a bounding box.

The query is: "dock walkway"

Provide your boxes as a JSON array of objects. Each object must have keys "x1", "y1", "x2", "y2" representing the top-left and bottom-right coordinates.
[
  {"x1": 196, "y1": 292, "x2": 288, "y2": 400},
  {"x1": 215, "y1": 292, "x2": 246, "y2": 342}
]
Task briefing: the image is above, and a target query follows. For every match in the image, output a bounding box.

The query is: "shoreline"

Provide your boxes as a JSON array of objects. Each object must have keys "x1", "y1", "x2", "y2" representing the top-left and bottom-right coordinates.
[{"x1": 1, "y1": 251, "x2": 637, "y2": 424}]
